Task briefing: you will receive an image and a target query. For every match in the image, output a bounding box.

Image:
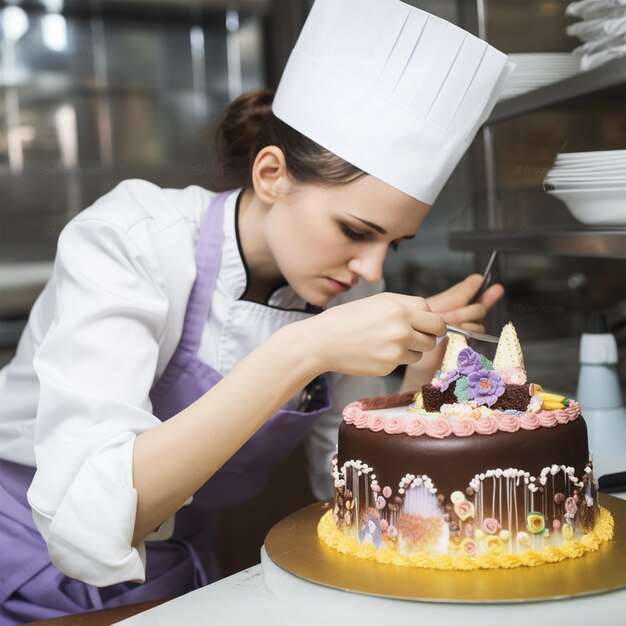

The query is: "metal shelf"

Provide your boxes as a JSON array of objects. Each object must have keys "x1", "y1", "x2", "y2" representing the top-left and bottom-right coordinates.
[
  {"x1": 488, "y1": 57, "x2": 626, "y2": 124},
  {"x1": 448, "y1": 229, "x2": 626, "y2": 259}
]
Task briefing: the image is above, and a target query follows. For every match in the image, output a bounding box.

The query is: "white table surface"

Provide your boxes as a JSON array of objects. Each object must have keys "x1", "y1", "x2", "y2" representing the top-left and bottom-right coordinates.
[{"x1": 113, "y1": 492, "x2": 626, "y2": 626}]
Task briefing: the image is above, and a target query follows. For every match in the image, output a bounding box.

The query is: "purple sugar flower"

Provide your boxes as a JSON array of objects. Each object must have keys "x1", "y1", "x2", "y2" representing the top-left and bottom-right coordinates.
[
  {"x1": 440, "y1": 369, "x2": 460, "y2": 391},
  {"x1": 467, "y1": 369, "x2": 505, "y2": 407},
  {"x1": 457, "y1": 348, "x2": 482, "y2": 375}
]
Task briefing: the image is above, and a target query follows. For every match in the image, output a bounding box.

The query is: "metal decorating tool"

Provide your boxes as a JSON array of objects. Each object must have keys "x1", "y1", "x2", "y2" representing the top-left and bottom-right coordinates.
[
  {"x1": 435, "y1": 249, "x2": 501, "y2": 345},
  {"x1": 470, "y1": 249, "x2": 498, "y2": 304},
  {"x1": 445, "y1": 323, "x2": 499, "y2": 344}
]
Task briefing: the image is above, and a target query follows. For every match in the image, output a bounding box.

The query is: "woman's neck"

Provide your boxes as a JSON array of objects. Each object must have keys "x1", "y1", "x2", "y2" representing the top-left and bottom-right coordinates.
[{"x1": 237, "y1": 188, "x2": 285, "y2": 304}]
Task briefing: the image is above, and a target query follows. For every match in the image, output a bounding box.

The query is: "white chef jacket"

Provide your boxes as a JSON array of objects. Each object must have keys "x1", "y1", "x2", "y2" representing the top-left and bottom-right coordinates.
[{"x1": 0, "y1": 180, "x2": 386, "y2": 586}]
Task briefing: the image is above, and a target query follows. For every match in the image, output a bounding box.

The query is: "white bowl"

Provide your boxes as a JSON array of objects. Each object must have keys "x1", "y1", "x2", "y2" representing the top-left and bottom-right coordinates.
[{"x1": 547, "y1": 187, "x2": 626, "y2": 225}]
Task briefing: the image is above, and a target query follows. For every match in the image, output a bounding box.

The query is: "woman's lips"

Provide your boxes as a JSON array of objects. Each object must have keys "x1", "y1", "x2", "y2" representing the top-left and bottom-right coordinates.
[{"x1": 326, "y1": 277, "x2": 351, "y2": 293}]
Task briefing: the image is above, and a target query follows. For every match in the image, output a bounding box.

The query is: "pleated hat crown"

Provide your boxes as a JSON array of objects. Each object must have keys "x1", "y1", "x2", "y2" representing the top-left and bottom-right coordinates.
[{"x1": 273, "y1": 0, "x2": 515, "y2": 204}]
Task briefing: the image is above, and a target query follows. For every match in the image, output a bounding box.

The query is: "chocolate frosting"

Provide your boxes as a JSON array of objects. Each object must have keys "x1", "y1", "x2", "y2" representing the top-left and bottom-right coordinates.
[{"x1": 337, "y1": 416, "x2": 591, "y2": 500}]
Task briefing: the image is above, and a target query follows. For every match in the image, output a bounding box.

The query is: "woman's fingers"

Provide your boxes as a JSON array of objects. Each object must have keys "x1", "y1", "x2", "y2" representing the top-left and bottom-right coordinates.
[
  {"x1": 442, "y1": 302, "x2": 487, "y2": 326},
  {"x1": 427, "y1": 275, "x2": 505, "y2": 318},
  {"x1": 379, "y1": 292, "x2": 447, "y2": 344},
  {"x1": 404, "y1": 349, "x2": 424, "y2": 365},
  {"x1": 426, "y1": 274, "x2": 483, "y2": 312},
  {"x1": 476, "y1": 283, "x2": 505, "y2": 310},
  {"x1": 409, "y1": 312, "x2": 447, "y2": 342},
  {"x1": 407, "y1": 329, "x2": 441, "y2": 353}
]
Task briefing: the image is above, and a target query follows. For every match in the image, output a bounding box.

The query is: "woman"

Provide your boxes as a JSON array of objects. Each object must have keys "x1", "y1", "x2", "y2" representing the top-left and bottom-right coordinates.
[{"x1": 0, "y1": 0, "x2": 512, "y2": 622}]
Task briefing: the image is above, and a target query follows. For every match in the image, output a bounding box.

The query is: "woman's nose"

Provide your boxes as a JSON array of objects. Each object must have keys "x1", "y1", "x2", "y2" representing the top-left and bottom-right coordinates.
[{"x1": 347, "y1": 245, "x2": 387, "y2": 283}]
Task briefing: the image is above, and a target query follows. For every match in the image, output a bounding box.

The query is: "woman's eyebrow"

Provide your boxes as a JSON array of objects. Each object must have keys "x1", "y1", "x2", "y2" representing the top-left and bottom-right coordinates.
[
  {"x1": 346, "y1": 213, "x2": 386, "y2": 234},
  {"x1": 346, "y1": 213, "x2": 415, "y2": 240}
]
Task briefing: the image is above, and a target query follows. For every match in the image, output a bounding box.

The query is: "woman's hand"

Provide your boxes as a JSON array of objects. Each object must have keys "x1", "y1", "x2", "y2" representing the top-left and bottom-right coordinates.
[
  {"x1": 399, "y1": 274, "x2": 505, "y2": 392},
  {"x1": 305, "y1": 292, "x2": 447, "y2": 378},
  {"x1": 426, "y1": 273, "x2": 504, "y2": 332}
]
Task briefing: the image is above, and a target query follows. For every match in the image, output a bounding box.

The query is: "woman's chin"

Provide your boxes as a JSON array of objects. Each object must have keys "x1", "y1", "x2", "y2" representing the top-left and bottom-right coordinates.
[
  {"x1": 296, "y1": 286, "x2": 335, "y2": 309},
  {"x1": 303, "y1": 293, "x2": 332, "y2": 308}
]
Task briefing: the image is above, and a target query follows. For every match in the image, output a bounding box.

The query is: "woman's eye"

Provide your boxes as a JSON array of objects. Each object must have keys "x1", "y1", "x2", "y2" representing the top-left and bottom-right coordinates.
[
  {"x1": 340, "y1": 223, "x2": 367, "y2": 241},
  {"x1": 389, "y1": 241, "x2": 399, "y2": 252}
]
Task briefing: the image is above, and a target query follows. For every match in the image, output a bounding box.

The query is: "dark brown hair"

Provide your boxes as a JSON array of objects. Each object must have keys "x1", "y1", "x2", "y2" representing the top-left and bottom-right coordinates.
[{"x1": 209, "y1": 89, "x2": 365, "y2": 191}]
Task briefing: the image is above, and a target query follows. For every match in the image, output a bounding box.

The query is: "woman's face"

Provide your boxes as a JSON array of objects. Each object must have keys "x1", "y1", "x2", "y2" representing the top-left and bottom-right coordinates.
[{"x1": 263, "y1": 175, "x2": 430, "y2": 307}]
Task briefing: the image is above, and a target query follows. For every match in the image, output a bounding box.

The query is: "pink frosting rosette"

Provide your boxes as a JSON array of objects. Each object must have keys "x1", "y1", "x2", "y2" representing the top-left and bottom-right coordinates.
[
  {"x1": 519, "y1": 412, "x2": 540, "y2": 430},
  {"x1": 367, "y1": 414, "x2": 386, "y2": 432},
  {"x1": 474, "y1": 415, "x2": 499, "y2": 435},
  {"x1": 538, "y1": 412, "x2": 558, "y2": 428},
  {"x1": 454, "y1": 500, "x2": 475, "y2": 521},
  {"x1": 406, "y1": 417, "x2": 426, "y2": 437},
  {"x1": 430, "y1": 377, "x2": 443, "y2": 390},
  {"x1": 353, "y1": 410, "x2": 369, "y2": 429},
  {"x1": 497, "y1": 413, "x2": 520, "y2": 433},
  {"x1": 554, "y1": 409, "x2": 570, "y2": 424},
  {"x1": 563, "y1": 402, "x2": 580, "y2": 422},
  {"x1": 483, "y1": 517, "x2": 500, "y2": 534},
  {"x1": 425, "y1": 418, "x2": 452, "y2": 439},
  {"x1": 451, "y1": 418, "x2": 476, "y2": 437},
  {"x1": 383, "y1": 415, "x2": 406, "y2": 435},
  {"x1": 342, "y1": 403, "x2": 361, "y2": 425},
  {"x1": 565, "y1": 496, "x2": 578, "y2": 518},
  {"x1": 500, "y1": 367, "x2": 527, "y2": 385}
]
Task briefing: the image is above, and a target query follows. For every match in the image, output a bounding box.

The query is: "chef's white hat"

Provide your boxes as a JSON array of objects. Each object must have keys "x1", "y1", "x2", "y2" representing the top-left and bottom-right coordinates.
[{"x1": 272, "y1": 0, "x2": 515, "y2": 205}]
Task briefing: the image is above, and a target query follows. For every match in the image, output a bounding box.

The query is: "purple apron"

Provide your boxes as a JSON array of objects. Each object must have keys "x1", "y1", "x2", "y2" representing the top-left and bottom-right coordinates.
[{"x1": 0, "y1": 190, "x2": 332, "y2": 625}]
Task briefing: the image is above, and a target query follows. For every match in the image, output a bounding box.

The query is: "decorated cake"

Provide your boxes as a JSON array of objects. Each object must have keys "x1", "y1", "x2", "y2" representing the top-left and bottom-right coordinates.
[{"x1": 318, "y1": 323, "x2": 614, "y2": 570}]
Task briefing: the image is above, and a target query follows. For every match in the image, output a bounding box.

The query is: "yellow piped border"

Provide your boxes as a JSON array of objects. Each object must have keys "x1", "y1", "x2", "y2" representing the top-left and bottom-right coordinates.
[{"x1": 317, "y1": 507, "x2": 614, "y2": 571}]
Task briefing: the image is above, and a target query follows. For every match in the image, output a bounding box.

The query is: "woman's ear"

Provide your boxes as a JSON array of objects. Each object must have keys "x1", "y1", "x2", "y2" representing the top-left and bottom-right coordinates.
[{"x1": 250, "y1": 146, "x2": 292, "y2": 204}]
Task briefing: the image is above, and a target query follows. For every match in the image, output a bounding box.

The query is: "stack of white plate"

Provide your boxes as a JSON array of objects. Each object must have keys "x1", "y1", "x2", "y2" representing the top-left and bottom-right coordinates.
[
  {"x1": 544, "y1": 149, "x2": 626, "y2": 225},
  {"x1": 499, "y1": 53, "x2": 582, "y2": 100}
]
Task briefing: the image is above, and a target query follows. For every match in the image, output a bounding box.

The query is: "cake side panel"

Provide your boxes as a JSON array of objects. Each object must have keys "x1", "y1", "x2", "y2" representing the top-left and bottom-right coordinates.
[{"x1": 333, "y1": 416, "x2": 597, "y2": 556}]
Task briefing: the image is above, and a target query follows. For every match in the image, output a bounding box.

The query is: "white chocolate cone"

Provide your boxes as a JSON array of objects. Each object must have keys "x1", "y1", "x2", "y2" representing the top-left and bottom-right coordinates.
[
  {"x1": 441, "y1": 332, "x2": 468, "y2": 373},
  {"x1": 493, "y1": 322, "x2": 525, "y2": 372}
]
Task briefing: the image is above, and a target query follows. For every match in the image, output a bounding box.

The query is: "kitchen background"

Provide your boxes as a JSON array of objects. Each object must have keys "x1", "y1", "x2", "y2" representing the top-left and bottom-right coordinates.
[{"x1": 1, "y1": 0, "x2": 625, "y2": 574}]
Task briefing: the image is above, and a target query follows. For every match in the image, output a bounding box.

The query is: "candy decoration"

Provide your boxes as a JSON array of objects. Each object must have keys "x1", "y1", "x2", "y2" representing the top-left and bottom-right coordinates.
[{"x1": 526, "y1": 512, "x2": 546, "y2": 534}]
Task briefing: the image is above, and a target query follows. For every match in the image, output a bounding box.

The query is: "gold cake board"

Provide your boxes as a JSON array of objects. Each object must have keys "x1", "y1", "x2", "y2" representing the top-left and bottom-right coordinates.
[{"x1": 264, "y1": 493, "x2": 626, "y2": 603}]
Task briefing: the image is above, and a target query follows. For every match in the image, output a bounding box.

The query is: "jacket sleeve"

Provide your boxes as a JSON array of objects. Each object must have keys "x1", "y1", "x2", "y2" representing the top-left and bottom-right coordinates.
[{"x1": 27, "y1": 217, "x2": 172, "y2": 587}]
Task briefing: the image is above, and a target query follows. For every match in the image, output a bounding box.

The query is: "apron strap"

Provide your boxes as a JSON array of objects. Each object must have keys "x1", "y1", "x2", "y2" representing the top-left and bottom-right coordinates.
[{"x1": 178, "y1": 190, "x2": 230, "y2": 356}]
